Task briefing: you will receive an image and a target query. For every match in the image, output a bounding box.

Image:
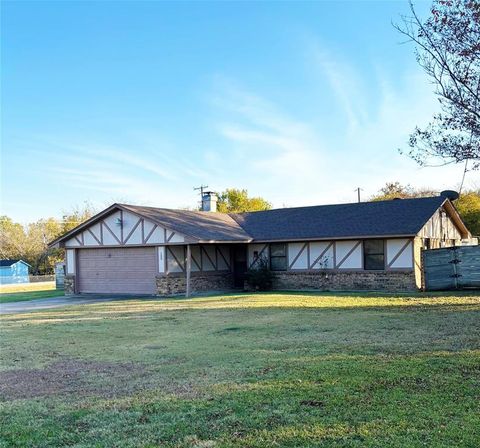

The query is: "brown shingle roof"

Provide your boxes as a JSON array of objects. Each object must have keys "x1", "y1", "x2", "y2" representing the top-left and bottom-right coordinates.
[{"x1": 117, "y1": 204, "x2": 252, "y2": 242}]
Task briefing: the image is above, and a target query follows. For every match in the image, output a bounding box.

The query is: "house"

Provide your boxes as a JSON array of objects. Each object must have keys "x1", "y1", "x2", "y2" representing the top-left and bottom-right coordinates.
[
  {"x1": 49, "y1": 192, "x2": 474, "y2": 295},
  {"x1": 0, "y1": 259, "x2": 31, "y2": 285}
]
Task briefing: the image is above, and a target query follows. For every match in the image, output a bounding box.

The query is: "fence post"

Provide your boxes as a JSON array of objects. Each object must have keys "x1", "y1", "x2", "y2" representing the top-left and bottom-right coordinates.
[{"x1": 451, "y1": 247, "x2": 458, "y2": 289}]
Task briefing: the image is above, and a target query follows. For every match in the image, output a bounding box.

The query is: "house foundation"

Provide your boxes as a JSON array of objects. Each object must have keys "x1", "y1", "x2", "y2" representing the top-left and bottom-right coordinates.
[
  {"x1": 156, "y1": 272, "x2": 234, "y2": 296},
  {"x1": 271, "y1": 271, "x2": 417, "y2": 292}
]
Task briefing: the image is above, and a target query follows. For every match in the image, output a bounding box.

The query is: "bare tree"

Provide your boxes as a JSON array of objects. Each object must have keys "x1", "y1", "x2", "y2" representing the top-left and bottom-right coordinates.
[{"x1": 395, "y1": 0, "x2": 480, "y2": 171}]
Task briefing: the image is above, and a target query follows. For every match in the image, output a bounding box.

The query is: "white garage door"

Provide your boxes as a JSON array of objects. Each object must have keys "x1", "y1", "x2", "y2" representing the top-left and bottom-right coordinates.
[{"x1": 77, "y1": 247, "x2": 157, "y2": 294}]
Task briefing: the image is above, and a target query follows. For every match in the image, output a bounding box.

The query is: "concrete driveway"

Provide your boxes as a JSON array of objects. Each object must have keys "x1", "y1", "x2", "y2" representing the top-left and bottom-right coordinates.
[{"x1": 0, "y1": 295, "x2": 152, "y2": 315}]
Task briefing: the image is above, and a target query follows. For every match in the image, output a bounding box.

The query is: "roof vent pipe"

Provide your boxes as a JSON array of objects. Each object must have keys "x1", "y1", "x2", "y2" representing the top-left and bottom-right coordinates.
[{"x1": 201, "y1": 192, "x2": 218, "y2": 212}]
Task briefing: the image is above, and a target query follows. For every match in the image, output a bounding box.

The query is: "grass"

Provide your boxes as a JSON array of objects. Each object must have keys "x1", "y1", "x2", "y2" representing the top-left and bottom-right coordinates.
[
  {"x1": 0, "y1": 283, "x2": 64, "y2": 304},
  {"x1": 1, "y1": 291, "x2": 479, "y2": 447}
]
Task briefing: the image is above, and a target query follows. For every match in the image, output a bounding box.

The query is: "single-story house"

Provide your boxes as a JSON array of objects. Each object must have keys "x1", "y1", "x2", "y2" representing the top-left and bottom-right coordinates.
[
  {"x1": 49, "y1": 192, "x2": 475, "y2": 295},
  {"x1": 0, "y1": 259, "x2": 31, "y2": 285}
]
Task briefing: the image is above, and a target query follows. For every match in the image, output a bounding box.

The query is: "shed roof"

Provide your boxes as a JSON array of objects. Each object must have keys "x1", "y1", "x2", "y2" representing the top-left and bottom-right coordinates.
[{"x1": 0, "y1": 259, "x2": 30, "y2": 267}]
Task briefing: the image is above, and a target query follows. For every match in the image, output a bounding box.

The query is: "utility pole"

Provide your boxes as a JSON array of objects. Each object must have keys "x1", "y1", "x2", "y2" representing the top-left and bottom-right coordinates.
[
  {"x1": 194, "y1": 185, "x2": 208, "y2": 198},
  {"x1": 355, "y1": 187, "x2": 363, "y2": 203},
  {"x1": 194, "y1": 185, "x2": 209, "y2": 210}
]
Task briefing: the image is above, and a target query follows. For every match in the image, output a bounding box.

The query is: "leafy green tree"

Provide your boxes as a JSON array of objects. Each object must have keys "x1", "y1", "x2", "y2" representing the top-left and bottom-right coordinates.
[
  {"x1": 217, "y1": 188, "x2": 272, "y2": 213},
  {"x1": 455, "y1": 190, "x2": 480, "y2": 236},
  {"x1": 370, "y1": 182, "x2": 436, "y2": 201},
  {"x1": 0, "y1": 216, "x2": 27, "y2": 261},
  {"x1": 0, "y1": 203, "x2": 96, "y2": 275}
]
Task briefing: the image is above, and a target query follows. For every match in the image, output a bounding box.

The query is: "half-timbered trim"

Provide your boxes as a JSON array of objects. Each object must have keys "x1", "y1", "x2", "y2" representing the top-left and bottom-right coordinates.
[
  {"x1": 144, "y1": 224, "x2": 158, "y2": 244},
  {"x1": 102, "y1": 221, "x2": 122, "y2": 245},
  {"x1": 387, "y1": 239, "x2": 412, "y2": 268},
  {"x1": 201, "y1": 245, "x2": 216, "y2": 270},
  {"x1": 166, "y1": 246, "x2": 185, "y2": 272},
  {"x1": 216, "y1": 246, "x2": 231, "y2": 270},
  {"x1": 86, "y1": 228, "x2": 102, "y2": 246},
  {"x1": 123, "y1": 217, "x2": 142, "y2": 245},
  {"x1": 309, "y1": 242, "x2": 334, "y2": 269},
  {"x1": 120, "y1": 210, "x2": 124, "y2": 244},
  {"x1": 288, "y1": 242, "x2": 308, "y2": 269},
  {"x1": 335, "y1": 241, "x2": 362, "y2": 269},
  {"x1": 248, "y1": 244, "x2": 268, "y2": 268},
  {"x1": 191, "y1": 250, "x2": 202, "y2": 271}
]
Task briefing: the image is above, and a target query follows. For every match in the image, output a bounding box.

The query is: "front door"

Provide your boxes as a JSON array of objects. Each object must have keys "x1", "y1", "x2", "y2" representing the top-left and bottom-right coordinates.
[{"x1": 233, "y1": 245, "x2": 247, "y2": 288}]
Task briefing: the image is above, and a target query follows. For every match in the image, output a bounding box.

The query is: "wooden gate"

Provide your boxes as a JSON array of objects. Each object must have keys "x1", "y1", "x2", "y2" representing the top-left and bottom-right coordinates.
[{"x1": 423, "y1": 245, "x2": 480, "y2": 291}]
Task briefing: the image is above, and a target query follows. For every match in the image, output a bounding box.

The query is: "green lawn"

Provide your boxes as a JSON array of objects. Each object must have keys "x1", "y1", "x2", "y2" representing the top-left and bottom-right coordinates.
[
  {"x1": 1, "y1": 292, "x2": 479, "y2": 447},
  {"x1": 0, "y1": 289, "x2": 65, "y2": 304}
]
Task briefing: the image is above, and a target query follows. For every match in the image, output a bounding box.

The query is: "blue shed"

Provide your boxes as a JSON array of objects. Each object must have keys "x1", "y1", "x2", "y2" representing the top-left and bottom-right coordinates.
[{"x1": 0, "y1": 260, "x2": 31, "y2": 284}]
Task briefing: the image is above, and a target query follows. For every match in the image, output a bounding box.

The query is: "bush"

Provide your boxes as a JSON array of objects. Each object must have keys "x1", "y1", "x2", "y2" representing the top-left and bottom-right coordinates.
[{"x1": 245, "y1": 256, "x2": 273, "y2": 291}]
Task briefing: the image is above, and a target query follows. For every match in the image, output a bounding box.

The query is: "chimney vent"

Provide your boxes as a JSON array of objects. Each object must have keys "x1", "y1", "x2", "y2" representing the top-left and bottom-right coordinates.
[{"x1": 201, "y1": 191, "x2": 218, "y2": 212}]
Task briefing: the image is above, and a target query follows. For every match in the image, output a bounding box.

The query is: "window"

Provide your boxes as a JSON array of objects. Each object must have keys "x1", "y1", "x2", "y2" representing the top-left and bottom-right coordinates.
[
  {"x1": 270, "y1": 243, "x2": 287, "y2": 271},
  {"x1": 363, "y1": 240, "x2": 385, "y2": 270}
]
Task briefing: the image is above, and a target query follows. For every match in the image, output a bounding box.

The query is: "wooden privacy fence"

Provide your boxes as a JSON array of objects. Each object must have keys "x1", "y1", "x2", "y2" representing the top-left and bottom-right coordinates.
[{"x1": 423, "y1": 245, "x2": 480, "y2": 291}]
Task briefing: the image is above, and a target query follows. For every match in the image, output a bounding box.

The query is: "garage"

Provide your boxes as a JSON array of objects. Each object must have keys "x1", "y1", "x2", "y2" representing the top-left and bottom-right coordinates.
[{"x1": 77, "y1": 247, "x2": 157, "y2": 294}]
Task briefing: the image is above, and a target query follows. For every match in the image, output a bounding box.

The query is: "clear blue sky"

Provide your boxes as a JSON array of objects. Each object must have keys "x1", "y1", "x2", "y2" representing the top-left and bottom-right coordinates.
[{"x1": 1, "y1": 0, "x2": 476, "y2": 222}]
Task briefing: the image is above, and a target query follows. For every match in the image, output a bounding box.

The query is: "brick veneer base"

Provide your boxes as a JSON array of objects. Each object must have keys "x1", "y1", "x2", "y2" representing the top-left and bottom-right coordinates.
[
  {"x1": 64, "y1": 275, "x2": 76, "y2": 295},
  {"x1": 271, "y1": 270, "x2": 418, "y2": 292},
  {"x1": 156, "y1": 272, "x2": 234, "y2": 296}
]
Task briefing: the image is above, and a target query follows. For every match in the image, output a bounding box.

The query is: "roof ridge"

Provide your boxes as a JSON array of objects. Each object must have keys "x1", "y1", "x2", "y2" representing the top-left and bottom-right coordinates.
[{"x1": 229, "y1": 195, "x2": 445, "y2": 216}]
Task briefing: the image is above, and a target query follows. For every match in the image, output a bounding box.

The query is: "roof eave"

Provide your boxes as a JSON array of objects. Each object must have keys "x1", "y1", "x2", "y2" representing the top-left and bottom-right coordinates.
[
  {"x1": 48, "y1": 203, "x2": 203, "y2": 248},
  {"x1": 251, "y1": 234, "x2": 417, "y2": 243},
  {"x1": 196, "y1": 239, "x2": 253, "y2": 244},
  {"x1": 441, "y1": 198, "x2": 472, "y2": 239}
]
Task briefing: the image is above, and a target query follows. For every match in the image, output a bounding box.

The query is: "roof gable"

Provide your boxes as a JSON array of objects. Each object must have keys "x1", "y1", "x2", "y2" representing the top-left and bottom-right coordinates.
[{"x1": 50, "y1": 203, "x2": 252, "y2": 247}]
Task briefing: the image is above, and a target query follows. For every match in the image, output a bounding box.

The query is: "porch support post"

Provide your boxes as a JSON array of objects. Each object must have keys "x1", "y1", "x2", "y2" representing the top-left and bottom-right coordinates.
[{"x1": 186, "y1": 244, "x2": 191, "y2": 298}]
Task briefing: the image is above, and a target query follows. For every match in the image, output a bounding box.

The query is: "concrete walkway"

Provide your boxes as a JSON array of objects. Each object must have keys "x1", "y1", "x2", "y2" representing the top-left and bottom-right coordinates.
[{"x1": 0, "y1": 295, "x2": 151, "y2": 315}]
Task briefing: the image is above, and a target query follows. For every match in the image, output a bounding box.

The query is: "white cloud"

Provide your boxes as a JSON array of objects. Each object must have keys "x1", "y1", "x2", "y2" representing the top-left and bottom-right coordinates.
[{"x1": 208, "y1": 46, "x2": 477, "y2": 208}]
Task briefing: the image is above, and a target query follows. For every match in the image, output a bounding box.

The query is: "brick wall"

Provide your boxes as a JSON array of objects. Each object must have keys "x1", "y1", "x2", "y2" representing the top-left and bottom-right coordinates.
[
  {"x1": 64, "y1": 275, "x2": 76, "y2": 295},
  {"x1": 156, "y1": 272, "x2": 234, "y2": 296},
  {"x1": 271, "y1": 270, "x2": 418, "y2": 292}
]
